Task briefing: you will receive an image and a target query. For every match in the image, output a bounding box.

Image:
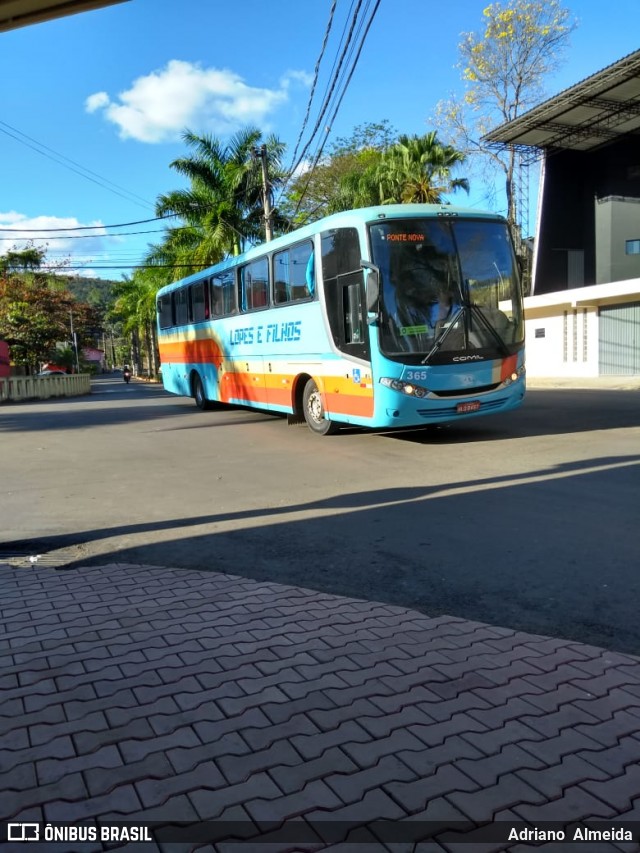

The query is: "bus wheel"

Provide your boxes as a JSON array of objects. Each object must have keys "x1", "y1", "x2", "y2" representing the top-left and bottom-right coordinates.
[
  {"x1": 302, "y1": 379, "x2": 339, "y2": 435},
  {"x1": 192, "y1": 374, "x2": 209, "y2": 410}
]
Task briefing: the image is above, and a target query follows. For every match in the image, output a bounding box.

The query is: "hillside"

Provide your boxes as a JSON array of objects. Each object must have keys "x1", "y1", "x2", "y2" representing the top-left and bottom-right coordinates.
[{"x1": 64, "y1": 276, "x2": 120, "y2": 308}]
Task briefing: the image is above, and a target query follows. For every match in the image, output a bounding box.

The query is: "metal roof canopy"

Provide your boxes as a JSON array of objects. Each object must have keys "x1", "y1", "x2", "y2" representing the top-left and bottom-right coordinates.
[
  {"x1": 484, "y1": 49, "x2": 640, "y2": 153},
  {"x1": 0, "y1": 0, "x2": 128, "y2": 33}
]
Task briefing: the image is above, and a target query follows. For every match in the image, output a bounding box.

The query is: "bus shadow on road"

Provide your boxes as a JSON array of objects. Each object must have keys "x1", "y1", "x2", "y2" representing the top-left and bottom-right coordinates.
[
  {"x1": 376, "y1": 389, "x2": 640, "y2": 444},
  {"x1": 8, "y1": 452, "x2": 640, "y2": 655}
]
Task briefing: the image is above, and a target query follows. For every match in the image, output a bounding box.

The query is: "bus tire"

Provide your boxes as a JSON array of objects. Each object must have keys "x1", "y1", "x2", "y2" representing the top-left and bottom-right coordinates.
[
  {"x1": 192, "y1": 374, "x2": 209, "y2": 410},
  {"x1": 302, "y1": 379, "x2": 339, "y2": 435}
]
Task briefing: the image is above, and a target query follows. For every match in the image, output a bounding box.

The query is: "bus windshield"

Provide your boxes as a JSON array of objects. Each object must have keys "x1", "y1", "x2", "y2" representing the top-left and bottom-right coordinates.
[{"x1": 369, "y1": 218, "x2": 524, "y2": 361}]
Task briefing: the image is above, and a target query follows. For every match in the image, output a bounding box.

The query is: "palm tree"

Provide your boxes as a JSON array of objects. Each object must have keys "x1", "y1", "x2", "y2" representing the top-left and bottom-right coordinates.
[
  {"x1": 111, "y1": 270, "x2": 162, "y2": 376},
  {"x1": 152, "y1": 128, "x2": 287, "y2": 275},
  {"x1": 327, "y1": 155, "x2": 384, "y2": 213},
  {"x1": 145, "y1": 223, "x2": 210, "y2": 277},
  {"x1": 377, "y1": 132, "x2": 470, "y2": 204},
  {"x1": 328, "y1": 132, "x2": 469, "y2": 213}
]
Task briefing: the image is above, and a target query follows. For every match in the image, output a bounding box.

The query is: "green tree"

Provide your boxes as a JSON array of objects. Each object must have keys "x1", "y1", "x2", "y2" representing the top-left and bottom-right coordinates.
[
  {"x1": 329, "y1": 120, "x2": 398, "y2": 156},
  {"x1": 282, "y1": 120, "x2": 397, "y2": 225},
  {"x1": 0, "y1": 263, "x2": 98, "y2": 372},
  {"x1": 110, "y1": 268, "x2": 163, "y2": 377},
  {"x1": 325, "y1": 158, "x2": 384, "y2": 214},
  {"x1": 435, "y1": 0, "x2": 576, "y2": 231},
  {"x1": 150, "y1": 127, "x2": 287, "y2": 276},
  {"x1": 378, "y1": 133, "x2": 469, "y2": 204},
  {"x1": 0, "y1": 246, "x2": 45, "y2": 274},
  {"x1": 328, "y1": 132, "x2": 469, "y2": 212}
]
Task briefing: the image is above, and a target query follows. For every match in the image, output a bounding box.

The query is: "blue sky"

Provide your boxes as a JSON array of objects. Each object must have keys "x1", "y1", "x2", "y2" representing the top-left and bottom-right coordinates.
[{"x1": 0, "y1": 0, "x2": 638, "y2": 279}]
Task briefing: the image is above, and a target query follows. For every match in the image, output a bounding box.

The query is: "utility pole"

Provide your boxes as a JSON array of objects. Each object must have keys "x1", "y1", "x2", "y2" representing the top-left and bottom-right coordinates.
[
  {"x1": 255, "y1": 144, "x2": 274, "y2": 242},
  {"x1": 69, "y1": 310, "x2": 80, "y2": 374}
]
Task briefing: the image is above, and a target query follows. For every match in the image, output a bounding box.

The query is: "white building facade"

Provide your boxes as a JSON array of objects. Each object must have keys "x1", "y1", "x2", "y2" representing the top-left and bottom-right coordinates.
[
  {"x1": 485, "y1": 50, "x2": 640, "y2": 377},
  {"x1": 524, "y1": 279, "x2": 640, "y2": 377}
]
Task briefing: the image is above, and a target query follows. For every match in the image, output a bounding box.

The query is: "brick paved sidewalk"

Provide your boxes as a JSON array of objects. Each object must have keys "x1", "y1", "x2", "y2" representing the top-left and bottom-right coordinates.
[{"x1": 1, "y1": 562, "x2": 640, "y2": 852}]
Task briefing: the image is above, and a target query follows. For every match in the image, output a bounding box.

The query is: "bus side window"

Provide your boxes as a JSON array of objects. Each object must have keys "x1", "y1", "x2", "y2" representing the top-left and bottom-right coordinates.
[
  {"x1": 191, "y1": 281, "x2": 208, "y2": 323},
  {"x1": 175, "y1": 287, "x2": 189, "y2": 326},
  {"x1": 211, "y1": 270, "x2": 236, "y2": 316},
  {"x1": 187, "y1": 286, "x2": 194, "y2": 324},
  {"x1": 241, "y1": 258, "x2": 269, "y2": 311},
  {"x1": 157, "y1": 294, "x2": 173, "y2": 329},
  {"x1": 273, "y1": 241, "x2": 314, "y2": 305},
  {"x1": 274, "y1": 250, "x2": 290, "y2": 304}
]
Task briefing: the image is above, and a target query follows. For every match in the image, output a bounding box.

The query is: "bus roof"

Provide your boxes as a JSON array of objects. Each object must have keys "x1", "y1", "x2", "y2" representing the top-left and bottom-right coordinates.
[{"x1": 157, "y1": 203, "x2": 507, "y2": 295}]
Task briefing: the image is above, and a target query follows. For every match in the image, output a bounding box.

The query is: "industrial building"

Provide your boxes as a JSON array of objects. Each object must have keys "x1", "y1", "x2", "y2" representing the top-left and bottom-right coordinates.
[{"x1": 486, "y1": 49, "x2": 640, "y2": 377}]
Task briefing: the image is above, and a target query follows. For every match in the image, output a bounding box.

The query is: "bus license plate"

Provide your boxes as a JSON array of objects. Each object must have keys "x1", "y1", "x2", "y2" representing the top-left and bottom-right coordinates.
[{"x1": 457, "y1": 401, "x2": 481, "y2": 413}]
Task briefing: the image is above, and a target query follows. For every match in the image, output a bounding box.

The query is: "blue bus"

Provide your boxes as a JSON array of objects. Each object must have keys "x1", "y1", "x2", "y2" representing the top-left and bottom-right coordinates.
[{"x1": 156, "y1": 204, "x2": 525, "y2": 434}]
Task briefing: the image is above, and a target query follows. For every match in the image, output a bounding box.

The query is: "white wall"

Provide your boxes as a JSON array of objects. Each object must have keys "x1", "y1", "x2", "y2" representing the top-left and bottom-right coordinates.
[
  {"x1": 522, "y1": 277, "x2": 640, "y2": 377},
  {"x1": 525, "y1": 310, "x2": 599, "y2": 377}
]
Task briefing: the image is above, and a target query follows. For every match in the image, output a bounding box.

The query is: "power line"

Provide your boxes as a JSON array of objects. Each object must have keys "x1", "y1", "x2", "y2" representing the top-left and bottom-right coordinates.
[
  {"x1": 296, "y1": 0, "x2": 371, "y2": 178},
  {"x1": 0, "y1": 214, "x2": 176, "y2": 233},
  {"x1": 316, "y1": 0, "x2": 380, "y2": 154},
  {"x1": 36, "y1": 262, "x2": 210, "y2": 271},
  {"x1": 3, "y1": 0, "x2": 381, "y2": 279},
  {"x1": 285, "y1": 0, "x2": 364, "y2": 183},
  {"x1": 0, "y1": 120, "x2": 154, "y2": 211},
  {"x1": 289, "y1": 0, "x2": 381, "y2": 223},
  {"x1": 0, "y1": 228, "x2": 167, "y2": 242},
  {"x1": 286, "y1": 0, "x2": 338, "y2": 174}
]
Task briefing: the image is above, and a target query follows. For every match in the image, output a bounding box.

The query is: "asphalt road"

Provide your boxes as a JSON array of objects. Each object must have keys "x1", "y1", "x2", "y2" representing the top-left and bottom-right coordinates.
[{"x1": 2, "y1": 374, "x2": 639, "y2": 654}]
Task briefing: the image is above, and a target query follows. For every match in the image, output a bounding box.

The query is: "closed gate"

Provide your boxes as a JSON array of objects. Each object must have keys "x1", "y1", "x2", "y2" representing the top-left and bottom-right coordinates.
[{"x1": 599, "y1": 302, "x2": 640, "y2": 374}]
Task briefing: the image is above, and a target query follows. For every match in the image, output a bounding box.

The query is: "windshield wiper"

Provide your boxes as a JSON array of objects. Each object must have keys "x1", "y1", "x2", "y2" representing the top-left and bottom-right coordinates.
[
  {"x1": 470, "y1": 304, "x2": 509, "y2": 356},
  {"x1": 421, "y1": 307, "x2": 463, "y2": 364}
]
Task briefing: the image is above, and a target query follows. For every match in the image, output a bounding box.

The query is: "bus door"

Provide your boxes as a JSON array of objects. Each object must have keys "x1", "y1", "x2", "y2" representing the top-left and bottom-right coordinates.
[
  {"x1": 321, "y1": 228, "x2": 370, "y2": 360},
  {"x1": 321, "y1": 228, "x2": 372, "y2": 419}
]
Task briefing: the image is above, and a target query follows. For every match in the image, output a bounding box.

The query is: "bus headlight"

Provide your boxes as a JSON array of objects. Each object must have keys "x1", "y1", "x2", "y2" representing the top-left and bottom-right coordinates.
[
  {"x1": 380, "y1": 377, "x2": 428, "y2": 398},
  {"x1": 501, "y1": 365, "x2": 526, "y2": 387}
]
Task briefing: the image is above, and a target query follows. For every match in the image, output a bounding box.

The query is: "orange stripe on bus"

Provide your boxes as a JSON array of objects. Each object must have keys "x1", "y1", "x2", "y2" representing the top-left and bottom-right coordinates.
[
  {"x1": 221, "y1": 374, "x2": 266, "y2": 405},
  {"x1": 325, "y1": 392, "x2": 374, "y2": 418},
  {"x1": 220, "y1": 374, "x2": 373, "y2": 417},
  {"x1": 159, "y1": 340, "x2": 223, "y2": 365},
  {"x1": 267, "y1": 388, "x2": 294, "y2": 407},
  {"x1": 160, "y1": 354, "x2": 374, "y2": 418},
  {"x1": 499, "y1": 354, "x2": 518, "y2": 381}
]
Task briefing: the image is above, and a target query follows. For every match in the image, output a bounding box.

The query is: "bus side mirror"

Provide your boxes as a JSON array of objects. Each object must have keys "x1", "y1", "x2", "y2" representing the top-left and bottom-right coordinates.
[{"x1": 361, "y1": 260, "x2": 380, "y2": 323}]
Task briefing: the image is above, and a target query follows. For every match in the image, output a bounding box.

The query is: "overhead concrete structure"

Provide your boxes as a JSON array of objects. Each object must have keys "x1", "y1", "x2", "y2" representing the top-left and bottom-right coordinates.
[
  {"x1": 484, "y1": 49, "x2": 640, "y2": 154},
  {"x1": 486, "y1": 50, "x2": 640, "y2": 376},
  {"x1": 485, "y1": 49, "x2": 640, "y2": 295},
  {"x1": 0, "y1": 0, "x2": 128, "y2": 32}
]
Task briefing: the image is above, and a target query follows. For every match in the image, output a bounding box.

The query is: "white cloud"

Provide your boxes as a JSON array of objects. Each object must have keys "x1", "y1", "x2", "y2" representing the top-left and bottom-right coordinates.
[
  {"x1": 0, "y1": 210, "x2": 25, "y2": 226},
  {"x1": 85, "y1": 60, "x2": 310, "y2": 143},
  {"x1": 0, "y1": 212, "x2": 117, "y2": 276},
  {"x1": 281, "y1": 70, "x2": 314, "y2": 89},
  {"x1": 291, "y1": 159, "x2": 313, "y2": 178},
  {"x1": 85, "y1": 91, "x2": 110, "y2": 113}
]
